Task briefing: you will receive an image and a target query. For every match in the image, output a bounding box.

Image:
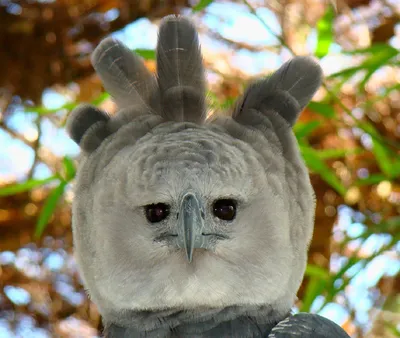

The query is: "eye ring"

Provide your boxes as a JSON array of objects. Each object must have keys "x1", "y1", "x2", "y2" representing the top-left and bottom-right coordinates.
[
  {"x1": 212, "y1": 199, "x2": 237, "y2": 221},
  {"x1": 145, "y1": 203, "x2": 170, "y2": 223}
]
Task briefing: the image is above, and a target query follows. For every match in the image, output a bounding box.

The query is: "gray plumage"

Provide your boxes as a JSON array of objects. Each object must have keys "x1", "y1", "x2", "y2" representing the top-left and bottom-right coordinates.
[
  {"x1": 233, "y1": 56, "x2": 322, "y2": 127},
  {"x1": 104, "y1": 312, "x2": 350, "y2": 338},
  {"x1": 91, "y1": 36, "x2": 160, "y2": 113},
  {"x1": 269, "y1": 313, "x2": 351, "y2": 337},
  {"x1": 66, "y1": 104, "x2": 110, "y2": 146},
  {"x1": 104, "y1": 305, "x2": 284, "y2": 337},
  {"x1": 66, "y1": 15, "x2": 349, "y2": 338},
  {"x1": 156, "y1": 15, "x2": 206, "y2": 123}
]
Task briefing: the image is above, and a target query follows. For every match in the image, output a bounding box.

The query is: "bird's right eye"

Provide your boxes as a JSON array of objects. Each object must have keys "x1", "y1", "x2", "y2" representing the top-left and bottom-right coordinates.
[{"x1": 145, "y1": 203, "x2": 170, "y2": 223}]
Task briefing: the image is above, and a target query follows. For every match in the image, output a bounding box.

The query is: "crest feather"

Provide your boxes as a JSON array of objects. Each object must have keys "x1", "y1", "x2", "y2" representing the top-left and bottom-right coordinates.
[
  {"x1": 233, "y1": 56, "x2": 323, "y2": 127},
  {"x1": 91, "y1": 37, "x2": 159, "y2": 111},
  {"x1": 156, "y1": 15, "x2": 207, "y2": 123}
]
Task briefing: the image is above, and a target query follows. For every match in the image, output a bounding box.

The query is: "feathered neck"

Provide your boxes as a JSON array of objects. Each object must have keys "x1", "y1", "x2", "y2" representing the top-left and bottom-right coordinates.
[{"x1": 102, "y1": 304, "x2": 290, "y2": 337}]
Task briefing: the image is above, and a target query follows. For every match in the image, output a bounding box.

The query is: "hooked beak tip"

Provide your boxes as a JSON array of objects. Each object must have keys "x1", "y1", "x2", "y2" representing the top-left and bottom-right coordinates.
[{"x1": 186, "y1": 251, "x2": 193, "y2": 263}]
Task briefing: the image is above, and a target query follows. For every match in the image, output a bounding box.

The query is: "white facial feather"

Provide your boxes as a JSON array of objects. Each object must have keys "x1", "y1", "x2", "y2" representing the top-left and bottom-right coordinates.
[{"x1": 71, "y1": 118, "x2": 314, "y2": 328}]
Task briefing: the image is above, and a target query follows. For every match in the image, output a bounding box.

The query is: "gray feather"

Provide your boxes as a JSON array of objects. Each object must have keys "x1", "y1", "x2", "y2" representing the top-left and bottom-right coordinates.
[
  {"x1": 156, "y1": 15, "x2": 206, "y2": 123},
  {"x1": 268, "y1": 313, "x2": 350, "y2": 337},
  {"x1": 66, "y1": 104, "x2": 110, "y2": 151},
  {"x1": 103, "y1": 305, "x2": 284, "y2": 337},
  {"x1": 233, "y1": 56, "x2": 322, "y2": 127},
  {"x1": 91, "y1": 37, "x2": 158, "y2": 111}
]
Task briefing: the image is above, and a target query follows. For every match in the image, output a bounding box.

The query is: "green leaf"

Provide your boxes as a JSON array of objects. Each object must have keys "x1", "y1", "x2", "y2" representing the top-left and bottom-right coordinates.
[
  {"x1": 328, "y1": 65, "x2": 364, "y2": 79},
  {"x1": 301, "y1": 146, "x2": 346, "y2": 195},
  {"x1": 134, "y1": 49, "x2": 156, "y2": 60},
  {"x1": 386, "y1": 322, "x2": 400, "y2": 337},
  {"x1": 355, "y1": 173, "x2": 387, "y2": 186},
  {"x1": 193, "y1": 0, "x2": 214, "y2": 11},
  {"x1": 294, "y1": 121, "x2": 321, "y2": 139},
  {"x1": 29, "y1": 102, "x2": 77, "y2": 116},
  {"x1": 315, "y1": 6, "x2": 335, "y2": 58},
  {"x1": 359, "y1": 67, "x2": 378, "y2": 90},
  {"x1": 364, "y1": 83, "x2": 400, "y2": 108},
  {"x1": 27, "y1": 92, "x2": 110, "y2": 122},
  {"x1": 327, "y1": 256, "x2": 362, "y2": 298},
  {"x1": 335, "y1": 256, "x2": 362, "y2": 280},
  {"x1": 358, "y1": 46, "x2": 398, "y2": 89},
  {"x1": 221, "y1": 97, "x2": 235, "y2": 109},
  {"x1": 357, "y1": 121, "x2": 400, "y2": 178},
  {"x1": 360, "y1": 45, "x2": 398, "y2": 68},
  {"x1": 62, "y1": 156, "x2": 76, "y2": 181},
  {"x1": 315, "y1": 148, "x2": 363, "y2": 159},
  {"x1": 207, "y1": 90, "x2": 235, "y2": 110},
  {"x1": 305, "y1": 264, "x2": 330, "y2": 280},
  {"x1": 379, "y1": 216, "x2": 400, "y2": 233},
  {"x1": 361, "y1": 122, "x2": 400, "y2": 178},
  {"x1": 307, "y1": 101, "x2": 335, "y2": 118},
  {"x1": 0, "y1": 176, "x2": 58, "y2": 197},
  {"x1": 371, "y1": 139, "x2": 393, "y2": 177},
  {"x1": 329, "y1": 45, "x2": 398, "y2": 84},
  {"x1": 34, "y1": 181, "x2": 67, "y2": 238},
  {"x1": 91, "y1": 92, "x2": 110, "y2": 106},
  {"x1": 300, "y1": 275, "x2": 327, "y2": 312},
  {"x1": 342, "y1": 43, "x2": 397, "y2": 55},
  {"x1": 389, "y1": 160, "x2": 400, "y2": 178}
]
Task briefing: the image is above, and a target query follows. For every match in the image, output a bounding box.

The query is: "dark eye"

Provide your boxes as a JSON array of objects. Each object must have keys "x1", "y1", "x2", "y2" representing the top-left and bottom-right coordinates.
[
  {"x1": 213, "y1": 199, "x2": 236, "y2": 221},
  {"x1": 145, "y1": 203, "x2": 170, "y2": 223}
]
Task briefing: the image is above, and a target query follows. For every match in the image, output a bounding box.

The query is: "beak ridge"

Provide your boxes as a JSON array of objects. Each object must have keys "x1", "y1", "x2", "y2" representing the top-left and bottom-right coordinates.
[{"x1": 178, "y1": 192, "x2": 204, "y2": 262}]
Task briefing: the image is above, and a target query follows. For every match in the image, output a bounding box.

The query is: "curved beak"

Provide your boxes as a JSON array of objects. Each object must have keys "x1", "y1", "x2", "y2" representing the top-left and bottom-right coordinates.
[{"x1": 176, "y1": 192, "x2": 206, "y2": 262}]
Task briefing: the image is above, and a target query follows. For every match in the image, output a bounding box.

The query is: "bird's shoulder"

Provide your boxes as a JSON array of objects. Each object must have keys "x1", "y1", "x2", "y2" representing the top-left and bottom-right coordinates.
[{"x1": 267, "y1": 313, "x2": 351, "y2": 338}]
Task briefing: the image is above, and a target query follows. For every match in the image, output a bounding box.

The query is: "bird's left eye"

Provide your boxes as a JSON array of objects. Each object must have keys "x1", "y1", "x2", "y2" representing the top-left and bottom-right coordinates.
[
  {"x1": 213, "y1": 199, "x2": 236, "y2": 221},
  {"x1": 145, "y1": 203, "x2": 170, "y2": 223}
]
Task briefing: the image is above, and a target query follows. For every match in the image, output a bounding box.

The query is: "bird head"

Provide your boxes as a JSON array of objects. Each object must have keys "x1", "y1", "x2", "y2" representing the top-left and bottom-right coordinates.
[{"x1": 66, "y1": 15, "x2": 322, "y2": 328}]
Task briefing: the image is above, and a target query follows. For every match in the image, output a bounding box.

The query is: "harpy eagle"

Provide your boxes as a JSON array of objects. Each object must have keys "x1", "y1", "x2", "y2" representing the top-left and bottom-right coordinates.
[{"x1": 66, "y1": 15, "x2": 351, "y2": 338}]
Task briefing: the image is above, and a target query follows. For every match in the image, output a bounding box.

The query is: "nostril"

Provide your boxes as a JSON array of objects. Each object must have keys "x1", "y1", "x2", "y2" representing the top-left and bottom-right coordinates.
[{"x1": 202, "y1": 233, "x2": 229, "y2": 240}]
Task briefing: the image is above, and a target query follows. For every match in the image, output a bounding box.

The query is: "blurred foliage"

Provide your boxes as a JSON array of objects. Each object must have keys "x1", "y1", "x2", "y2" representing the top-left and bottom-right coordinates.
[
  {"x1": 1, "y1": 0, "x2": 400, "y2": 337},
  {"x1": 0, "y1": 0, "x2": 190, "y2": 107}
]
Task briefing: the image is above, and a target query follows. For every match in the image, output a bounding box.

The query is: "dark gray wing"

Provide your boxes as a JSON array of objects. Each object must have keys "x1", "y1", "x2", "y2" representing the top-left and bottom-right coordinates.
[{"x1": 268, "y1": 313, "x2": 351, "y2": 338}]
